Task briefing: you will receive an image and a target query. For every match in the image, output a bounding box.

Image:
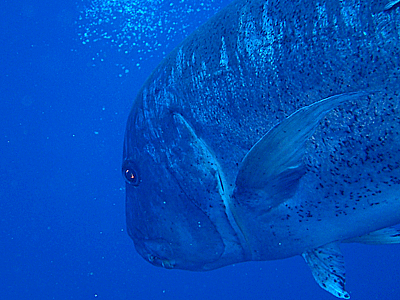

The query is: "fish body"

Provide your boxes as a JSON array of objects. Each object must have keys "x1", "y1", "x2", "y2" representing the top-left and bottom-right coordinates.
[{"x1": 123, "y1": 0, "x2": 400, "y2": 297}]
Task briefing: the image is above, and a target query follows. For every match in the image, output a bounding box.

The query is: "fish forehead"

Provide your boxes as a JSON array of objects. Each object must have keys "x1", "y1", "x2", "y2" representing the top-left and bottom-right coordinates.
[{"x1": 136, "y1": 0, "x2": 400, "y2": 184}]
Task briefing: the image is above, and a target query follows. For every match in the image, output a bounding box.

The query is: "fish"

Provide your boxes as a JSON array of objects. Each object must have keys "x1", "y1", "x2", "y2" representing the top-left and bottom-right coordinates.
[{"x1": 122, "y1": 0, "x2": 400, "y2": 298}]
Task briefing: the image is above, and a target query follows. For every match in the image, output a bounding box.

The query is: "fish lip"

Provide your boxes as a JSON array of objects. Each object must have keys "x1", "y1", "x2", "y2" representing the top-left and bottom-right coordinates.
[
  {"x1": 134, "y1": 238, "x2": 177, "y2": 269},
  {"x1": 147, "y1": 254, "x2": 176, "y2": 269}
]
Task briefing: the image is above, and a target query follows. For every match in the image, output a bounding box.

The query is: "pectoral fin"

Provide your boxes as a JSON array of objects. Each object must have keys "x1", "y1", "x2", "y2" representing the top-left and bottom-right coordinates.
[
  {"x1": 303, "y1": 243, "x2": 350, "y2": 299},
  {"x1": 235, "y1": 92, "x2": 366, "y2": 208}
]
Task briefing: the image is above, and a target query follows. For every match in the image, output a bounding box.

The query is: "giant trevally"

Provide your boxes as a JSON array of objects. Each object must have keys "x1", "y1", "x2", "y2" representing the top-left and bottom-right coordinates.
[{"x1": 122, "y1": 0, "x2": 400, "y2": 298}]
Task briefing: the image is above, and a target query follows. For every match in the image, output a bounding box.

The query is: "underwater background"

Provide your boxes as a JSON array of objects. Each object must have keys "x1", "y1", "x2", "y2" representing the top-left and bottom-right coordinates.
[{"x1": 1, "y1": 0, "x2": 399, "y2": 299}]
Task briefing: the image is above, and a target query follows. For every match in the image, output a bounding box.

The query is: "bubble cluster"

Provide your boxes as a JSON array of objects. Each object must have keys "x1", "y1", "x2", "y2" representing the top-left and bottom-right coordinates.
[{"x1": 76, "y1": 0, "x2": 225, "y2": 74}]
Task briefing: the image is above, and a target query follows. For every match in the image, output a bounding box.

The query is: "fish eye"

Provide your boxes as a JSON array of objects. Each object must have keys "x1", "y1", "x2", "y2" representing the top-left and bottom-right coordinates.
[{"x1": 122, "y1": 160, "x2": 140, "y2": 186}]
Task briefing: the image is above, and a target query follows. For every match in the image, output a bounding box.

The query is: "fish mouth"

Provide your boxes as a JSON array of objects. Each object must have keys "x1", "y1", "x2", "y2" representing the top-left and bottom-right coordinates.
[
  {"x1": 134, "y1": 238, "x2": 177, "y2": 269},
  {"x1": 146, "y1": 254, "x2": 176, "y2": 269}
]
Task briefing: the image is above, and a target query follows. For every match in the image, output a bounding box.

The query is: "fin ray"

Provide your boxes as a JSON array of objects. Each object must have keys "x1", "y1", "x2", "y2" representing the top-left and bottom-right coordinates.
[
  {"x1": 344, "y1": 227, "x2": 400, "y2": 244},
  {"x1": 303, "y1": 243, "x2": 350, "y2": 299},
  {"x1": 384, "y1": 0, "x2": 400, "y2": 11},
  {"x1": 235, "y1": 92, "x2": 366, "y2": 208}
]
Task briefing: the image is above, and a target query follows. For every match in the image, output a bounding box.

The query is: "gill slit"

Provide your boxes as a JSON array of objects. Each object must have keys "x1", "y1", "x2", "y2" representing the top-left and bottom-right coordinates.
[{"x1": 173, "y1": 112, "x2": 251, "y2": 257}]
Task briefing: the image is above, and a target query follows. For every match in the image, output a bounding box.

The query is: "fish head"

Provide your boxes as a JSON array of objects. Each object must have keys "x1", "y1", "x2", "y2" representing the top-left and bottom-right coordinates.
[{"x1": 122, "y1": 89, "x2": 228, "y2": 271}]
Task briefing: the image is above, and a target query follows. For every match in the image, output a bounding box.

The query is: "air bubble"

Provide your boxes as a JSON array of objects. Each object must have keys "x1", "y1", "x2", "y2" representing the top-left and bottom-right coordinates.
[{"x1": 76, "y1": 0, "x2": 225, "y2": 75}]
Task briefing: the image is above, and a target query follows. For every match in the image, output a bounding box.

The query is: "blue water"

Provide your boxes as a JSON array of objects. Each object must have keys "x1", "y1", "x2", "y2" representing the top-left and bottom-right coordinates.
[{"x1": 1, "y1": 1, "x2": 399, "y2": 299}]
